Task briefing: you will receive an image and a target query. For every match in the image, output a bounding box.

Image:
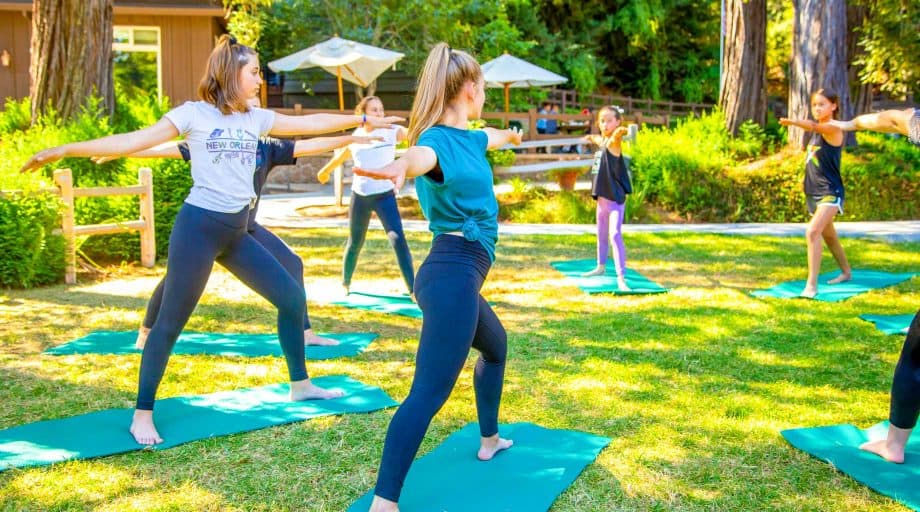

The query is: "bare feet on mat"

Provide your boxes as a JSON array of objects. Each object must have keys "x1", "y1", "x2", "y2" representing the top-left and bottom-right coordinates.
[
  {"x1": 135, "y1": 327, "x2": 150, "y2": 350},
  {"x1": 130, "y1": 409, "x2": 163, "y2": 445},
  {"x1": 799, "y1": 285, "x2": 818, "y2": 299},
  {"x1": 827, "y1": 271, "x2": 852, "y2": 285},
  {"x1": 859, "y1": 439, "x2": 905, "y2": 464},
  {"x1": 617, "y1": 276, "x2": 631, "y2": 291},
  {"x1": 304, "y1": 328, "x2": 340, "y2": 346},
  {"x1": 477, "y1": 434, "x2": 514, "y2": 461},
  {"x1": 581, "y1": 266, "x2": 606, "y2": 277},
  {"x1": 369, "y1": 496, "x2": 399, "y2": 512},
  {"x1": 289, "y1": 379, "x2": 346, "y2": 400}
]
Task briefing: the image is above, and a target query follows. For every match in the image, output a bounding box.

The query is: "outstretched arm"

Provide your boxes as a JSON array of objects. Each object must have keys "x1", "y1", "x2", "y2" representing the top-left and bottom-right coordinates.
[
  {"x1": 828, "y1": 109, "x2": 912, "y2": 135},
  {"x1": 20, "y1": 118, "x2": 179, "y2": 173},
  {"x1": 270, "y1": 113, "x2": 404, "y2": 137},
  {"x1": 779, "y1": 117, "x2": 844, "y2": 145},
  {"x1": 92, "y1": 141, "x2": 185, "y2": 164},
  {"x1": 353, "y1": 146, "x2": 437, "y2": 190},
  {"x1": 294, "y1": 135, "x2": 380, "y2": 158},
  {"x1": 483, "y1": 126, "x2": 523, "y2": 149}
]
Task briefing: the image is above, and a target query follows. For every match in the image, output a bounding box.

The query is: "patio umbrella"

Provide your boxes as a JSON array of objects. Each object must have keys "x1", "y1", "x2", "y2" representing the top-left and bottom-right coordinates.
[
  {"x1": 267, "y1": 36, "x2": 404, "y2": 111},
  {"x1": 480, "y1": 53, "x2": 568, "y2": 112}
]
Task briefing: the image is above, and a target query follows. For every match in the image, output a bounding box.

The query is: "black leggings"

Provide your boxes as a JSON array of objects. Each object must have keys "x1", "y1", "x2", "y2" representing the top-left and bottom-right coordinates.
[
  {"x1": 142, "y1": 222, "x2": 312, "y2": 331},
  {"x1": 343, "y1": 190, "x2": 414, "y2": 293},
  {"x1": 374, "y1": 235, "x2": 507, "y2": 502},
  {"x1": 890, "y1": 309, "x2": 920, "y2": 429},
  {"x1": 136, "y1": 203, "x2": 308, "y2": 410}
]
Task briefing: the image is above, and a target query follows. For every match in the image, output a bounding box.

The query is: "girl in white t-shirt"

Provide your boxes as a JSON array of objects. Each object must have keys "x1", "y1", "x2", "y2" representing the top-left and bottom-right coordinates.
[
  {"x1": 20, "y1": 35, "x2": 402, "y2": 447},
  {"x1": 318, "y1": 96, "x2": 414, "y2": 295}
]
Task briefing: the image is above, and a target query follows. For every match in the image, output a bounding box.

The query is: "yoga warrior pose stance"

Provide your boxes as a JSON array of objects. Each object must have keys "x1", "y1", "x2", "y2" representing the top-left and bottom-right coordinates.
[
  {"x1": 581, "y1": 105, "x2": 633, "y2": 291},
  {"x1": 779, "y1": 88, "x2": 852, "y2": 299},
  {"x1": 353, "y1": 43, "x2": 522, "y2": 511},
  {"x1": 317, "y1": 96, "x2": 415, "y2": 295},
  {"x1": 21, "y1": 35, "x2": 401, "y2": 445}
]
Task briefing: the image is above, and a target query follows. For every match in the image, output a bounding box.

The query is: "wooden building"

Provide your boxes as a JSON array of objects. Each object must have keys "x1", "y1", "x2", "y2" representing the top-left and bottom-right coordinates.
[{"x1": 0, "y1": 0, "x2": 225, "y2": 106}]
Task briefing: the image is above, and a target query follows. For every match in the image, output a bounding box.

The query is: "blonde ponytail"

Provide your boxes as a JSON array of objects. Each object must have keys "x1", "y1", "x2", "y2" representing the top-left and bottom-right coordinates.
[{"x1": 407, "y1": 43, "x2": 482, "y2": 144}]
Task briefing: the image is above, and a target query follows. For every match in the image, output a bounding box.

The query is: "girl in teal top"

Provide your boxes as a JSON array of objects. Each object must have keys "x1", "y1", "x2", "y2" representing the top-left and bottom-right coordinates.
[{"x1": 353, "y1": 43, "x2": 522, "y2": 511}]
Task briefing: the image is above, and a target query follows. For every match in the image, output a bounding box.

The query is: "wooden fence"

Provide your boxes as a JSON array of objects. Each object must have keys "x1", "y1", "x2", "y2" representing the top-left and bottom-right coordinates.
[{"x1": 546, "y1": 88, "x2": 714, "y2": 118}]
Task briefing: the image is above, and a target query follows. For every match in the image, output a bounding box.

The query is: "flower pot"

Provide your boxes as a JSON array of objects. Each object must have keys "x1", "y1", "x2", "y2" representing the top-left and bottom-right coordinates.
[{"x1": 555, "y1": 170, "x2": 579, "y2": 191}]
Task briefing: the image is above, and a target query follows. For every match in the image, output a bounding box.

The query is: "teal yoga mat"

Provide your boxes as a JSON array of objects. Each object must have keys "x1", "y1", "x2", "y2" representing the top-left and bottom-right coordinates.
[
  {"x1": 44, "y1": 331, "x2": 377, "y2": 360},
  {"x1": 550, "y1": 259, "x2": 668, "y2": 295},
  {"x1": 860, "y1": 314, "x2": 914, "y2": 335},
  {"x1": 0, "y1": 375, "x2": 397, "y2": 472},
  {"x1": 331, "y1": 291, "x2": 422, "y2": 318},
  {"x1": 782, "y1": 422, "x2": 920, "y2": 510},
  {"x1": 751, "y1": 269, "x2": 916, "y2": 302},
  {"x1": 348, "y1": 422, "x2": 611, "y2": 511}
]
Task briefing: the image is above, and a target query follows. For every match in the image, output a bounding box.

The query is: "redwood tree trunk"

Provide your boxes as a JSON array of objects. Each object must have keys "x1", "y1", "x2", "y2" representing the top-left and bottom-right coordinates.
[
  {"x1": 719, "y1": 0, "x2": 767, "y2": 135},
  {"x1": 29, "y1": 0, "x2": 114, "y2": 123},
  {"x1": 847, "y1": 3, "x2": 873, "y2": 115},
  {"x1": 788, "y1": 0, "x2": 852, "y2": 147}
]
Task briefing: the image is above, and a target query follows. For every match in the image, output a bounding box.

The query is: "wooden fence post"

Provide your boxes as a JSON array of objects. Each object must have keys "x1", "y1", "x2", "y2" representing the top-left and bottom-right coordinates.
[
  {"x1": 138, "y1": 167, "x2": 156, "y2": 268},
  {"x1": 53, "y1": 169, "x2": 76, "y2": 284},
  {"x1": 334, "y1": 164, "x2": 344, "y2": 207}
]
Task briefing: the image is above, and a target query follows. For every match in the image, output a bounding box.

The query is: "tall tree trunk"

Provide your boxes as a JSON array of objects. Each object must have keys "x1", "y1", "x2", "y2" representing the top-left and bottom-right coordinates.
[
  {"x1": 29, "y1": 0, "x2": 114, "y2": 123},
  {"x1": 788, "y1": 0, "x2": 852, "y2": 147},
  {"x1": 719, "y1": 0, "x2": 767, "y2": 135},
  {"x1": 846, "y1": 3, "x2": 872, "y2": 115}
]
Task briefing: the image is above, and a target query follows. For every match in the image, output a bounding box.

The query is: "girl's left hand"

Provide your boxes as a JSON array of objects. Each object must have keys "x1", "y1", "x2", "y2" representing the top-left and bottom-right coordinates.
[
  {"x1": 365, "y1": 116, "x2": 406, "y2": 131},
  {"x1": 778, "y1": 118, "x2": 794, "y2": 126},
  {"x1": 20, "y1": 146, "x2": 67, "y2": 173},
  {"x1": 612, "y1": 126, "x2": 630, "y2": 139},
  {"x1": 507, "y1": 126, "x2": 523, "y2": 146}
]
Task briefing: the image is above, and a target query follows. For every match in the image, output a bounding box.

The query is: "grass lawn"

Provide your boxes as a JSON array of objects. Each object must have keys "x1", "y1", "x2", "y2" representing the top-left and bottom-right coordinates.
[{"x1": 1, "y1": 229, "x2": 918, "y2": 511}]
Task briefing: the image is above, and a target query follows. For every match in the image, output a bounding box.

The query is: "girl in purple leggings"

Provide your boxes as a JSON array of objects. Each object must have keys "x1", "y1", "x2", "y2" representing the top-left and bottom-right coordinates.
[{"x1": 582, "y1": 106, "x2": 632, "y2": 291}]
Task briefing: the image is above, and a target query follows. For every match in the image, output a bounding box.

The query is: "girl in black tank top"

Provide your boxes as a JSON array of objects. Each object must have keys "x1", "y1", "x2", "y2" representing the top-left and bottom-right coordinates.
[{"x1": 779, "y1": 88, "x2": 852, "y2": 299}]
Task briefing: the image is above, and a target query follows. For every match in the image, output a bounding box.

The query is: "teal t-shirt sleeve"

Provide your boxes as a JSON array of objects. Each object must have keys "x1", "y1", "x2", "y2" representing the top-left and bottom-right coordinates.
[
  {"x1": 473, "y1": 129, "x2": 488, "y2": 153},
  {"x1": 416, "y1": 128, "x2": 446, "y2": 184}
]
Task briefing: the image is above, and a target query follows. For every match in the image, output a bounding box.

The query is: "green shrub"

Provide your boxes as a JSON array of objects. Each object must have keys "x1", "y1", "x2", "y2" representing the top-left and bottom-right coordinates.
[{"x1": 0, "y1": 192, "x2": 65, "y2": 287}]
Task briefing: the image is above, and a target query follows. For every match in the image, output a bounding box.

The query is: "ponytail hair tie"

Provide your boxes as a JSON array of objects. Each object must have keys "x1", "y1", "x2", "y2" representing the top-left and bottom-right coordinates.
[{"x1": 228, "y1": 36, "x2": 238, "y2": 46}]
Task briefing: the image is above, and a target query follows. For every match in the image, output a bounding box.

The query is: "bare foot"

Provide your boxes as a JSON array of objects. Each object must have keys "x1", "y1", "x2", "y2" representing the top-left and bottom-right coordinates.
[
  {"x1": 289, "y1": 379, "x2": 346, "y2": 400},
  {"x1": 135, "y1": 327, "x2": 150, "y2": 350},
  {"x1": 581, "y1": 266, "x2": 606, "y2": 277},
  {"x1": 827, "y1": 272, "x2": 852, "y2": 285},
  {"x1": 477, "y1": 434, "x2": 513, "y2": 461},
  {"x1": 304, "y1": 329, "x2": 340, "y2": 346},
  {"x1": 617, "y1": 276, "x2": 631, "y2": 291},
  {"x1": 369, "y1": 495, "x2": 399, "y2": 512},
  {"x1": 799, "y1": 285, "x2": 818, "y2": 299},
  {"x1": 129, "y1": 409, "x2": 163, "y2": 445},
  {"x1": 343, "y1": 284, "x2": 351, "y2": 296},
  {"x1": 859, "y1": 439, "x2": 905, "y2": 464}
]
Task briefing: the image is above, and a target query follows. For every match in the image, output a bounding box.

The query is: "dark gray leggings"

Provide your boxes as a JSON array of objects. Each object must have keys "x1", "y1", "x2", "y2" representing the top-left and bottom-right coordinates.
[
  {"x1": 136, "y1": 203, "x2": 308, "y2": 410},
  {"x1": 343, "y1": 190, "x2": 414, "y2": 293},
  {"x1": 374, "y1": 235, "x2": 507, "y2": 502},
  {"x1": 143, "y1": 222, "x2": 311, "y2": 331},
  {"x1": 890, "y1": 309, "x2": 920, "y2": 429}
]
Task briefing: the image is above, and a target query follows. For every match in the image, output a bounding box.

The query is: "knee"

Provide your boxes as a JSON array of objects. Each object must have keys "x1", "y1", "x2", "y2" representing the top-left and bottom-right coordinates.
[
  {"x1": 386, "y1": 230, "x2": 405, "y2": 247},
  {"x1": 278, "y1": 289, "x2": 306, "y2": 315},
  {"x1": 805, "y1": 226, "x2": 823, "y2": 242}
]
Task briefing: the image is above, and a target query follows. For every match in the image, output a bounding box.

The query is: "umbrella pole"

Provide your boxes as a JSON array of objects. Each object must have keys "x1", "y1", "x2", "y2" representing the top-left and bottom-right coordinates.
[
  {"x1": 337, "y1": 67, "x2": 344, "y2": 111},
  {"x1": 504, "y1": 83, "x2": 510, "y2": 113}
]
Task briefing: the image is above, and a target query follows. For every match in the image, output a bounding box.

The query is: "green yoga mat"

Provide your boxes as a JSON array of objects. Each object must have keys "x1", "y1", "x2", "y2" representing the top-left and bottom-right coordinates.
[
  {"x1": 860, "y1": 314, "x2": 915, "y2": 335},
  {"x1": 348, "y1": 422, "x2": 611, "y2": 511},
  {"x1": 43, "y1": 331, "x2": 377, "y2": 360},
  {"x1": 782, "y1": 422, "x2": 920, "y2": 510},
  {"x1": 751, "y1": 269, "x2": 916, "y2": 302},
  {"x1": 331, "y1": 291, "x2": 422, "y2": 318},
  {"x1": 0, "y1": 375, "x2": 397, "y2": 472},
  {"x1": 550, "y1": 259, "x2": 668, "y2": 295}
]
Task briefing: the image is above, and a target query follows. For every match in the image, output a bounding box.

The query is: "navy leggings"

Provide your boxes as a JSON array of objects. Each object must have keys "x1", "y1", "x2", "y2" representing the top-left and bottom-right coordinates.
[
  {"x1": 374, "y1": 234, "x2": 507, "y2": 502},
  {"x1": 343, "y1": 190, "x2": 415, "y2": 293},
  {"x1": 890, "y1": 309, "x2": 920, "y2": 429},
  {"x1": 136, "y1": 203, "x2": 308, "y2": 410},
  {"x1": 143, "y1": 222, "x2": 311, "y2": 331}
]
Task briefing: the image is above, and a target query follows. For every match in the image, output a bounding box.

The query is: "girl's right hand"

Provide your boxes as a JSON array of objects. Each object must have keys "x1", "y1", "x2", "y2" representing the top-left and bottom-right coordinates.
[
  {"x1": 365, "y1": 116, "x2": 406, "y2": 131},
  {"x1": 612, "y1": 126, "x2": 630, "y2": 140},
  {"x1": 354, "y1": 162, "x2": 407, "y2": 190},
  {"x1": 20, "y1": 146, "x2": 67, "y2": 173}
]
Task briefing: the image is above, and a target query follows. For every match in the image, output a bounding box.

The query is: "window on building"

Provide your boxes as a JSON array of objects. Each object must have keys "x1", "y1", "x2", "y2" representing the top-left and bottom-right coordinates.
[{"x1": 113, "y1": 26, "x2": 162, "y2": 100}]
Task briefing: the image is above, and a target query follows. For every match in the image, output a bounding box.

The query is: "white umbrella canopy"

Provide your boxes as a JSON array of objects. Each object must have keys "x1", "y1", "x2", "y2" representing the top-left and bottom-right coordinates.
[
  {"x1": 267, "y1": 36, "x2": 405, "y2": 110},
  {"x1": 480, "y1": 53, "x2": 568, "y2": 111}
]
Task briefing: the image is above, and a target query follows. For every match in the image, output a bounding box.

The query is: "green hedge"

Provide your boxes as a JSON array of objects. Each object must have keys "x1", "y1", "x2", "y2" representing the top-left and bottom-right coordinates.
[{"x1": 0, "y1": 192, "x2": 65, "y2": 287}]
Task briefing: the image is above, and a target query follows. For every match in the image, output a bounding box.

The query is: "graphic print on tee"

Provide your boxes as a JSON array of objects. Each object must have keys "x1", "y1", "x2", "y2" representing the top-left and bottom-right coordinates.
[
  {"x1": 205, "y1": 128, "x2": 259, "y2": 166},
  {"x1": 805, "y1": 144, "x2": 820, "y2": 168}
]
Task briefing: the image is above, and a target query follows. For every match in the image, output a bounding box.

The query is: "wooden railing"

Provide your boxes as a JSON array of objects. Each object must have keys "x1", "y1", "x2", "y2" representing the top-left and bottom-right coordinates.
[
  {"x1": 546, "y1": 88, "x2": 714, "y2": 118},
  {"x1": 53, "y1": 168, "x2": 156, "y2": 283}
]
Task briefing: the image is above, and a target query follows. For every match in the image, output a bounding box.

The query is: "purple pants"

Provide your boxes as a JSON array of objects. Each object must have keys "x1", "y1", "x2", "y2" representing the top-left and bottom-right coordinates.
[{"x1": 596, "y1": 196, "x2": 627, "y2": 276}]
